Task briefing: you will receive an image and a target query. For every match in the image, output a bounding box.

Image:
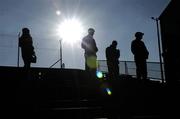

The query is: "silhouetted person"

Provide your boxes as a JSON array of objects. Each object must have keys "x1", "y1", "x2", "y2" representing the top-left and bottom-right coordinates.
[
  {"x1": 19, "y1": 28, "x2": 36, "y2": 68},
  {"x1": 131, "y1": 32, "x2": 149, "y2": 80},
  {"x1": 81, "y1": 28, "x2": 98, "y2": 78},
  {"x1": 106, "y1": 40, "x2": 120, "y2": 80}
]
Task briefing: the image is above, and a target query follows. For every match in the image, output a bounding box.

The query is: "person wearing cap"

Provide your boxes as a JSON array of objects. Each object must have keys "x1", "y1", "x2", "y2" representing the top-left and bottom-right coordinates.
[
  {"x1": 19, "y1": 28, "x2": 36, "y2": 68},
  {"x1": 106, "y1": 40, "x2": 120, "y2": 80},
  {"x1": 81, "y1": 28, "x2": 98, "y2": 77},
  {"x1": 131, "y1": 32, "x2": 149, "y2": 80}
]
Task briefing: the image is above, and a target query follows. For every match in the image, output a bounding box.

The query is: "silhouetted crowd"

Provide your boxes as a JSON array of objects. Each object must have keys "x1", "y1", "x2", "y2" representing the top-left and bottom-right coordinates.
[
  {"x1": 19, "y1": 27, "x2": 149, "y2": 80},
  {"x1": 81, "y1": 28, "x2": 149, "y2": 80}
]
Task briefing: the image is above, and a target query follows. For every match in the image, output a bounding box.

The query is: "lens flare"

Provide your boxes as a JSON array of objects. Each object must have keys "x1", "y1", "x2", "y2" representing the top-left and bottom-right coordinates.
[
  {"x1": 86, "y1": 56, "x2": 97, "y2": 69},
  {"x1": 96, "y1": 71, "x2": 103, "y2": 78},
  {"x1": 106, "y1": 88, "x2": 112, "y2": 95},
  {"x1": 56, "y1": 10, "x2": 61, "y2": 16}
]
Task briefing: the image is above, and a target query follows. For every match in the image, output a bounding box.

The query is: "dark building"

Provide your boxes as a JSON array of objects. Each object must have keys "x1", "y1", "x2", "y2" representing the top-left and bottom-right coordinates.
[{"x1": 159, "y1": 0, "x2": 180, "y2": 83}]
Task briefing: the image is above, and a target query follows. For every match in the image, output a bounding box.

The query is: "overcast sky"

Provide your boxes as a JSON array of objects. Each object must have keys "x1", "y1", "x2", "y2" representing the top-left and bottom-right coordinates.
[{"x1": 0, "y1": 0, "x2": 170, "y2": 69}]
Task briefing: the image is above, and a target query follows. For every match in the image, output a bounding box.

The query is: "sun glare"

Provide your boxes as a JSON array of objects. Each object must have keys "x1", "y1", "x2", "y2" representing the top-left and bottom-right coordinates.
[{"x1": 57, "y1": 18, "x2": 84, "y2": 45}]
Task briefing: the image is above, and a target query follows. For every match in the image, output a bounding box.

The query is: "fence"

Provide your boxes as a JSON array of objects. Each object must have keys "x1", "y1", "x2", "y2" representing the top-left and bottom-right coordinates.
[{"x1": 97, "y1": 60, "x2": 165, "y2": 82}]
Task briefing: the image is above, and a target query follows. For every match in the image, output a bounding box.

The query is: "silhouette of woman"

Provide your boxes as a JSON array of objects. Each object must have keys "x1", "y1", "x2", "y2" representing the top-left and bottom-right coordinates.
[{"x1": 19, "y1": 28, "x2": 35, "y2": 68}]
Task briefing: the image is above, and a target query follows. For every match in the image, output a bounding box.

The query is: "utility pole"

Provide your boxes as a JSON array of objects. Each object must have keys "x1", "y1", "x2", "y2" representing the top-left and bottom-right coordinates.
[
  {"x1": 151, "y1": 17, "x2": 164, "y2": 83},
  {"x1": 17, "y1": 32, "x2": 20, "y2": 67},
  {"x1": 49, "y1": 38, "x2": 63, "y2": 68},
  {"x1": 60, "y1": 39, "x2": 62, "y2": 68}
]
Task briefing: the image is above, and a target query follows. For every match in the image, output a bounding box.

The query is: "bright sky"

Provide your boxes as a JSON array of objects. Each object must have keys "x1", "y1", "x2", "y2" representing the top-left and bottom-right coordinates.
[{"x1": 0, "y1": 0, "x2": 170, "y2": 69}]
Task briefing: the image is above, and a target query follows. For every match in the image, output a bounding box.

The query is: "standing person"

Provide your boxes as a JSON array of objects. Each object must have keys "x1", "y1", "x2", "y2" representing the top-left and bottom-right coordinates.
[
  {"x1": 131, "y1": 32, "x2": 149, "y2": 80},
  {"x1": 81, "y1": 28, "x2": 98, "y2": 78},
  {"x1": 106, "y1": 40, "x2": 120, "y2": 80},
  {"x1": 19, "y1": 28, "x2": 36, "y2": 68}
]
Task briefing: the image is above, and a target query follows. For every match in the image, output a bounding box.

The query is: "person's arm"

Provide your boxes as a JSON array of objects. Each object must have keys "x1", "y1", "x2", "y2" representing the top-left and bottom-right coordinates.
[
  {"x1": 93, "y1": 39, "x2": 98, "y2": 52},
  {"x1": 105, "y1": 48, "x2": 108, "y2": 59},
  {"x1": 81, "y1": 38, "x2": 86, "y2": 50},
  {"x1": 144, "y1": 44, "x2": 149, "y2": 59},
  {"x1": 117, "y1": 49, "x2": 120, "y2": 58},
  {"x1": 131, "y1": 42, "x2": 135, "y2": 55},
  {"x1": 30, "y1": 37, "x2": 35, "y2": 55},
  {"x1": 19, "y1": 38, "x2": 22, "y2": 47}
]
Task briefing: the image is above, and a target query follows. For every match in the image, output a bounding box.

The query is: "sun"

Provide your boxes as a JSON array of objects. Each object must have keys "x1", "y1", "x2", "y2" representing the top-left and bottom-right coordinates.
[{"x1": 57, "y1": 18, "x2": 84, "y2": 45}]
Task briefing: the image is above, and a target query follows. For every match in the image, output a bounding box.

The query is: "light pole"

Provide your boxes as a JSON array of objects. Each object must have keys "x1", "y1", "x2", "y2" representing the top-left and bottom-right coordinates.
[
  {"x1": 17, "y1": 32, "x2": 20, "y2": 67},
  {"x1": 49, "y1": 38, "x2": 63, "y2": 68},
  {"x1": 151, "y1": 17, "x2": 164, "y2": 83},
  {"x1": 59, "y1": 39, "x2": 62, "y2": 68}
]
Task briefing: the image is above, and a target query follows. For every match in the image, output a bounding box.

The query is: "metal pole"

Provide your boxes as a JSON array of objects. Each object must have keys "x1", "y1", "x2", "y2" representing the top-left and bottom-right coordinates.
[
  {"x1": 60, "y1": 39, "x2": 62, "y2": 68},
  {"x1": 49, "y1": 39, "x2": 63, "y2": 68},
  {"x1": 152, "y1": 17, "x2": 164, "y2": 83},
  {"x1": 17, "y1": 32, "x2": 20, "y2": 67},
  {"x1": 125, "y1": 61, "x2": 129, "y2": 75}
]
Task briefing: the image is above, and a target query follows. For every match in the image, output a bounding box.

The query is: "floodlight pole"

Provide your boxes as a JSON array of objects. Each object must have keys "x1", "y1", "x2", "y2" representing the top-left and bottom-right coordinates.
[
  {"x1": 17, "y1": 32, "x2": 20, "y2": 67},
  {"x1": 49, "y1": 38, "x2": 63, "y2": 68},
  {"x1": 151, "y1": 17, "x2": 164, "y2": 83},
  {"x1": 60, "y1": 39, "x2": 62, "y2": 68}
]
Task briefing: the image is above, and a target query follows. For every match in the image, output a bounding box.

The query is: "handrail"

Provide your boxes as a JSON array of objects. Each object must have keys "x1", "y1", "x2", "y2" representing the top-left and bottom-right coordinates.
[{"x1": 97, "y1": 60, "x2": 165, "y2": 81}]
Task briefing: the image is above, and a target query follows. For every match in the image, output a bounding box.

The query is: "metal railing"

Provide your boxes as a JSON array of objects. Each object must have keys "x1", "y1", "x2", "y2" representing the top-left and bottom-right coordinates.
[{"x1": 97, "y1": 60, "x2": 165, "y2": 82}]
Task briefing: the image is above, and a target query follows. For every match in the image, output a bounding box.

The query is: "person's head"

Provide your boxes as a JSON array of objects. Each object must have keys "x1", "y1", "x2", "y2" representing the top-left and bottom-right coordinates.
[
  {"x1": 111, "y1": 40, "x2": 118, "y2": 48},
  {"x1": 22, "y1": 27, "x2": 30, "y2": 35},
  {"x1": 88, "y1": 28, "x2": 95, "y2": 36},
  {"x1": 135, "y1": 32, "x2": 144, "y2": 40}
]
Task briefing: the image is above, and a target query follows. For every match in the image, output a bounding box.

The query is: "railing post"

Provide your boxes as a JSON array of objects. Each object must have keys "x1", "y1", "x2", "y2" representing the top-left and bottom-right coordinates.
[{"x1": 125, "y1": 61, "x2": 129, "y2": 75}]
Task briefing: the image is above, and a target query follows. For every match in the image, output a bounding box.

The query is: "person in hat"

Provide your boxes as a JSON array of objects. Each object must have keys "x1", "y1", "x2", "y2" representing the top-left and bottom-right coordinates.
[
  {"x1": 81, "y1": 28, "x2": 98, "y2": 78},
  {"x1": 131, "y1": 32, "x2": 149, "y2": 80},
  {"x1": 106, "y1": 40, "x2": 120, "y2": 80},
  {"x1": 19, "y1": 28, "x2": 36, "y2": 68}
]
